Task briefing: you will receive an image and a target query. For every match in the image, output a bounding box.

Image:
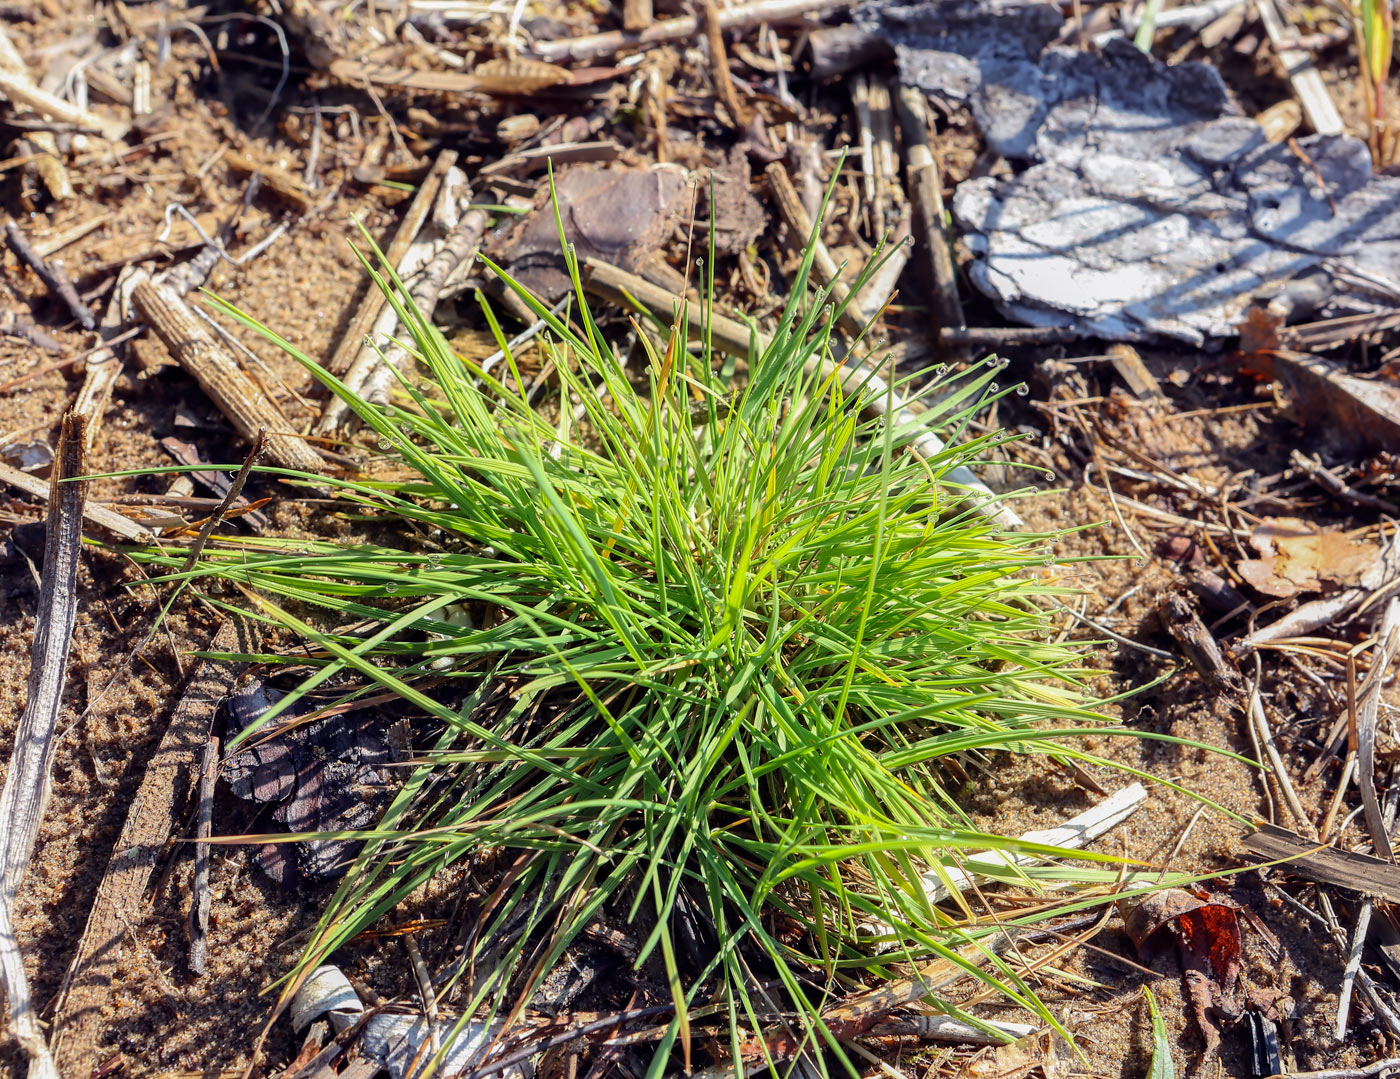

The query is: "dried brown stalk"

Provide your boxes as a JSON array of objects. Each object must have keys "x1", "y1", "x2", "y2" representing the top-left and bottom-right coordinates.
[
  {"x1": 892, "y1": 86, "x2": 965, "y2": 344},
  {"x1": 1355, "y1": 597, "x2": 1400, "y2": 861},
  {"x1": 131, "y1": 273, "x2": 324, "y2": 473},
  {"x1": 0, "y1": 66, "x2": 127, "y2": 141},
  {"x1": 4, "y1": 221, "x2": 95, "y2": 329},
  {"x1": 701, "y1": 0, "x2": 748, "y2": 129},
  {"x1": 0, "y1": 413, "x2": 87, "y2": 1079},
  {"x1": 763, "y1": 161, "x2": 865, "y2": 340},
  {"x1": 188, "y1": 735, "x2": 218, "y2": 976},
  {"x1": 71, "y1": 267, "x2": 138, "y2": 452},
  {"x1": 531, "y1": 0, "x2": 857, "y2": 63},
  {"x1": 326, "y1": 149, "x2": 458, "y2": 375},
  {"x1": 51, "y1": 620, "x2": 257, "y2": 1076}
]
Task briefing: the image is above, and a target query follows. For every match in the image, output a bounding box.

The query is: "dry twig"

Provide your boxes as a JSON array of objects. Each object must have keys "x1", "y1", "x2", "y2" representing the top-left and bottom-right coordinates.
[
  {"x1": 326, "y1": 149, "x2": 458, "y2": 376},
  {"x1": 531, "y1": 0, "x2": 856, "y2": 63},
  {"x1": 130, "y1": 272, "x2": 324, "y2": 473}
]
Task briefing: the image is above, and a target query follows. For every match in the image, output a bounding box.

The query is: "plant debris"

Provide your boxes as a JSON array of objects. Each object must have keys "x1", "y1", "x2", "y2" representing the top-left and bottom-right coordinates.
[
  {"x1": 1236, "y1": 517, "x2": 1380, "y2": 598},
  {"x1": 1121, "y1": 887, "x2": 1244, "y2": 1064}
]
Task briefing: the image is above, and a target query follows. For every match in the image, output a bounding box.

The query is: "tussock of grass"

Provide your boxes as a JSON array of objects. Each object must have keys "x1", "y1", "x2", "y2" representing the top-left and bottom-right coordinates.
[{"x1": 134, "y1": 196, "x2": 1183, "y2": 1075}]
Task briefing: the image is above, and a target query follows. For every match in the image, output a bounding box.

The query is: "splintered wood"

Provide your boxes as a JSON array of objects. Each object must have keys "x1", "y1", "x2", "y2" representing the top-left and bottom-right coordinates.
[{"x1": 130, "y1": 274, "x2": 325, "y2": 474}]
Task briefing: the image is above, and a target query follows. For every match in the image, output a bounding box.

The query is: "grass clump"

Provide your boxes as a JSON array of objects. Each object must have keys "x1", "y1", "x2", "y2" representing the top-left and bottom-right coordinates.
[{"x1": 137, "y1": 207, "x2": 1156, "y2": 1075}]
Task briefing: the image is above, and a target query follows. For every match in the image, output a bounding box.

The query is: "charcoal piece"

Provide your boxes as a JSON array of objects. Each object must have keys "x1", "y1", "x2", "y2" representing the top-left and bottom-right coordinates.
[{"x1": 222, "y1": 681, "x2": 395, "y2": 886}]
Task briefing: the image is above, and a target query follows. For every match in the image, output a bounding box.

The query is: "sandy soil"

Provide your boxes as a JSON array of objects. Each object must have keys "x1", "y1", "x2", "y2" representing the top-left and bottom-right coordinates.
[{"x1": 0, "y1": 3, "x2": 1392, "y2": 1078}]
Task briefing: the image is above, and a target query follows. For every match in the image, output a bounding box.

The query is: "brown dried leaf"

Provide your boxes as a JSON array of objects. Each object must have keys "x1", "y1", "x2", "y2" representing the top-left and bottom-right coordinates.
[
  {"x1": 471, "y1": 57, "x2": 571, "y2": 94},
  {"x1": 1237, "y1": 517, "x2": 1379, "y2": 598},
  {"x1": 1119, "y1": 888, "x2": 1243, "y2": 1063}
]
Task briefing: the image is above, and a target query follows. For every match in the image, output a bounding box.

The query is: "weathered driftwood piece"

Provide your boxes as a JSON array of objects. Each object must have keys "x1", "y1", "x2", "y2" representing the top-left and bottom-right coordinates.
[
  {"x1": 326, "y1": 149, "x2": 458, "y2": 376},
  {"x1": 51, "y1": 619, "x2": 256, "y2": 1076},
  {"x1": 531, "y1": 0, "x2": 857, "y2": 63},
  {"x1": 1255, "y1": 0, "x2": 1343, "y2": 136},
  {"x1": 763, "y1": 161, "x2": 865, "y2": 339},
  {"x1": 581, "y1": 258, "x2": 1021, "y2": 527},
  {"x1": 893, "y1": 86, "x2": 965, "y2": 345},
  {"x1": 130, "y1": 273, "x2": 324, "y2": 473},
  {"x1": 0, "y1": 414, "x2": 86, "y2": 1079}
]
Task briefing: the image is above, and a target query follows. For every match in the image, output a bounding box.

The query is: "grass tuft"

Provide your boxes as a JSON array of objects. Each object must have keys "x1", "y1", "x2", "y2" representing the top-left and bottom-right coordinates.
[{"x1": 132, "y1": 196, "x2": 1191, "y2": 1075}]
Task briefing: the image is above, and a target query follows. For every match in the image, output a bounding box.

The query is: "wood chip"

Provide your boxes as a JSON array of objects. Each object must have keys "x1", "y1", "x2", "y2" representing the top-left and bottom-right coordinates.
[{"x1": 224, "y1": 149, "x2": 316, "y2": 213}]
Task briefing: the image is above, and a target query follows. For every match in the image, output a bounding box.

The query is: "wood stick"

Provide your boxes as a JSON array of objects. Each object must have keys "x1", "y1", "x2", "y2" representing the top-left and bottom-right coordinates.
[
  {"x1": 850, "y1": 203, "x2": 911, "y2": 322},
  {"x1": 131, "y1": 273, "x2": 325, "y2": 473},
  {"x1": 701, "y1": 0, "x2": 748, "y2": 129},
  {"x1": 0, "y1": 456, "x2": 151, "y2": 541},
  {"x1": 893, "y1": 86, "x2": 965, "y2": 346},
  {"x1": 763, "y1": 160, "x2": 866, "y2": 340},
  {"x1": 5, "y1": 221, "x2": 95, "y2": 329},
  {"x1": 71, "y1": 270, "x2": 137, "y2": 452},
  {"x1": 0, "y1": 413, "x2": 86, "y2": 1079},
  {"x1": 530, "y1": 0, "x2": 856, "y2": 64},
  {"x1": 188, "y1": 735, "x2": 218, "y2": 976},
  {"x1": 326, "y1": 149, "x2": 457, "y2": 375},
  {"x1": 867, "y1": 79, "x2": 899, "y2": 239},
  {"x1": 51, "y1": 620, "x2": 255, "y2": 1077},
  {"x1": 322, "y1": 200, "x2": 489, "y2": 430},
  {"x1": 0, "y1": 66, "x2": 128, "y2": 141},
  {"x1": 622, "y1": 0, "x2": 652, "y2": 31},
  {"x1": 581, "y1": 257, "x2": 1021, "y2": 527},
  {"x1": 1255, "y1": 0, "x2": 1343, "y2": 135}
]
